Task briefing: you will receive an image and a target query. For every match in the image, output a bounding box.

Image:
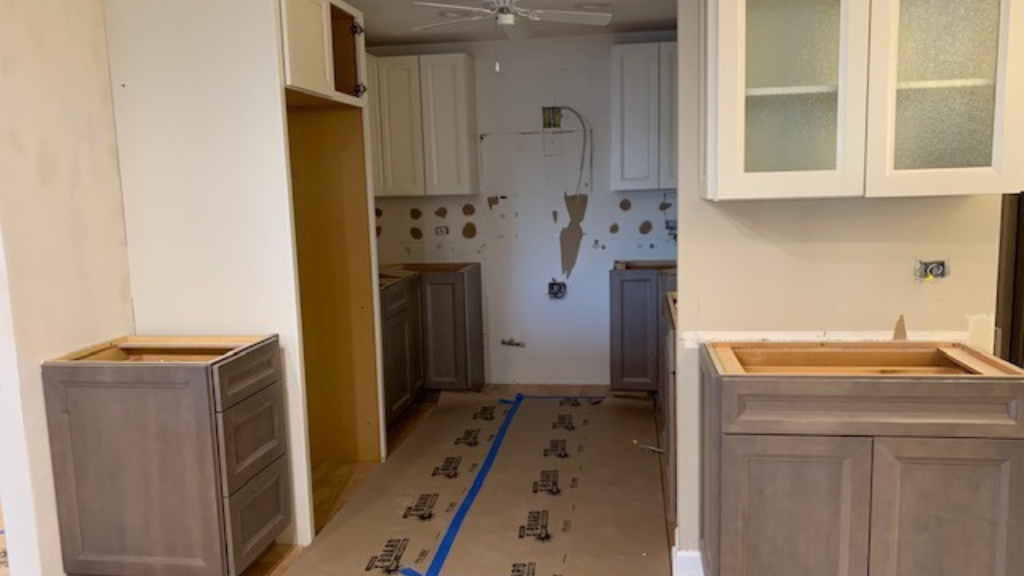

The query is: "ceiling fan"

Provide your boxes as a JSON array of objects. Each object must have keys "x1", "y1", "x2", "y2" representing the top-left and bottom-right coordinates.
[{"x1": 412, "y1": 0, "x2": 613, "y2": 32}]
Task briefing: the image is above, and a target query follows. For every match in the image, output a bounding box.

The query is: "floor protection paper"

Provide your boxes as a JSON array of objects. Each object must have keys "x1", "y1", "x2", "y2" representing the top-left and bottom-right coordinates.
[{"x1": 283, "y1": 393, "x2": 671, "y2": 576}]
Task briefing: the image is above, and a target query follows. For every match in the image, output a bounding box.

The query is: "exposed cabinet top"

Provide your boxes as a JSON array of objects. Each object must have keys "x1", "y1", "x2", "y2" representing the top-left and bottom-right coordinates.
[
  {"x1": 48, "y1": 335, "x2": 276, "y2": 365},
  {"x1": 706, "y1": 341, "x2": 1024, "y2": 378}
]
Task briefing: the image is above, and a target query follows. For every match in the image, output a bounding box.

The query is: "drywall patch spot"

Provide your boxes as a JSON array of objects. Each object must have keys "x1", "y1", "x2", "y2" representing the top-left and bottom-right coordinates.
[
  {"x1": 659, "y1": 201, "x2": 673, "y2": 211},
  {"x1": 609, "y1": 223, "x2": 619, "y2": 234},
  {"x1": 619, "y1": 198, "x2": 632, "y2": 211},
  {"x1": 411, "y1": 209, "x2": 423, "y2": 220},
  {"x1": 435, "y1": 207, "x2": 448, "y2": 218},
  {"x1": 376, "y1": 226, "x2": 382, "y2": 237},
  {"x1": 375, "y1": 208, "x2": 383, "y2": 218},
  {"x1": 463, "y1": 204, "x2": 476, "y2": 216},
  {"x1": 487, "y1": 196, "x2": 501, "y2": 210},
  {"x1": 463, "y1": 222, "x2": 478, "y2": 239},
  {"x1": 411, "y1": 227, "x2": 424, "y2": 239},
  {"x1": 404, "y1": 246, "x2": 413, "y2": 255},
  {"x1": 639, "y1": 221, "x2": 653, "y2": 235},
  {"x1": 552, "y1": 211, "x2": 559, "y2": 224},
  {"x1": 560, "y1": 194, "x2": 589, "y2": 278}
]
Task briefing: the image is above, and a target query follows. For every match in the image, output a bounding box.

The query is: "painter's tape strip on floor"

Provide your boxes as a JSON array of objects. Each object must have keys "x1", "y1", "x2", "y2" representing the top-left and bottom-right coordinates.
[{"x1": 401, "y1": 394, "x2": 526, "y2": 576}]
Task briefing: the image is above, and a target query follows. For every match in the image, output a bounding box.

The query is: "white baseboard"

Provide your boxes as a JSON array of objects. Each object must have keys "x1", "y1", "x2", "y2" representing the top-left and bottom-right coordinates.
[{"x1": 673, "y1": 549, "x2": 705, "y2": 576}]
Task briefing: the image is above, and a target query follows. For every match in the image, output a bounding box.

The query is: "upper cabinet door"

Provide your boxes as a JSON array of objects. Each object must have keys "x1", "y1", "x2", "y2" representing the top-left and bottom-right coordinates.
[
  {"x1": 281, "y1": 0, "x2": 366, "y2": 107},
  {"x1": 420, "y1": 54, "x2": 478, "y2": 196},
  {"x1": 283, "y1": 0, "x2": 333, "y2": 96},
  {"x1": 706, "y1": 0, "x2": 871, "y2": 200},
  {"x1": 612, "y1": 44, "x2": 661, "y2": 191},
  {"x1": 865, "y1": 0, "x2": 1024, "y2": 197},
  {"x1": 377, "y1": 57, "x2": 426, "y2": 196},
  {"x1": 659, "y1": 42, "x2": 679, "y2": 190}
]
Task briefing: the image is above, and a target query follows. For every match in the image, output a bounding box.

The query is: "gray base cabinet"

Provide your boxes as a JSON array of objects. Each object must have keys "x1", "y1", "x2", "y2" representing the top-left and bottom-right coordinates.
[
  {"x1": 384, "y1": 263, "x2": 483, "y2": 391},
  {"x1": 381, "y1": 273, "x2": 424, "y2": 424},
  {"x1": 43, "y1": 335, "x2": 290, "y2": 576},
  {"x1": 610, "y1": 261, "x2": 676, "y2": 391},
  {"x1": 701, "y1": 342, "x2": 1024, "y2": 576}
]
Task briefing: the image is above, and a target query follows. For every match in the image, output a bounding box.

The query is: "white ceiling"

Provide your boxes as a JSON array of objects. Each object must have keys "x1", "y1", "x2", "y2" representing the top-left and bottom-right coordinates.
[{"x1": 350, "y1": 0, "x2": 677, "y2": 47}]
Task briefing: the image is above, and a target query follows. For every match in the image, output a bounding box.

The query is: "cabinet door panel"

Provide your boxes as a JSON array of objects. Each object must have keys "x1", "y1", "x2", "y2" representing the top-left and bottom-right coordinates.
[
  {"x1": 421, "y1": 54, "x2": 477, "y2": 196},
  {"x1": 283, "y1": 0, "x2": 333, "y2": 96},
  {"x1": 611, "y1": 44, "x2": 660, "y2": 191},
  {"x1": 422, "y1": 272, "x2": 467, "y2": 389},
  {"x1": 871, "y1": 438, "x2": 1024, "y2": 576},
  {"x1": 709, "y1": 0, "x2": 870, "y2": 199},
  {"x1": 659, "y1": 42, "x2": 678, "y2": 190},
  {"x1": 383, "y1": 308, "x2": 414, "y2": 424},
  {"x1": 720, "y1": 435, "x2": 871, "y2": 576},
  {"x1": 866, "y1": 0, "x2": 1024, "y2": 196},
  {"x1": 367, "y1": 54, "x2": 384, "y2": 196},
  {"x1": 377, "y1": 56, "x2": 426, "y2": 196},
  {"x1": 610, "y1": 270, "x2": 659, "y2": 390}
]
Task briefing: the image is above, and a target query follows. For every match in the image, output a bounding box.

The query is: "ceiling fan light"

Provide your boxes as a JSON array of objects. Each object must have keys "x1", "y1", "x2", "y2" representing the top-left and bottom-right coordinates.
[{"x1": 496, "y1": 12, "x2": 515, "y2": 25}]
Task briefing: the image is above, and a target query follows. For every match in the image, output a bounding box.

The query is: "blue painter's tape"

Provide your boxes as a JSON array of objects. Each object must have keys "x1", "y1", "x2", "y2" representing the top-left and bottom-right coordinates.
[
  {"x1": 498, "y1": 398, "x2": 516, "y2": 405},
  {"x1": 402, "y1": 393, "x2": 525, "y2": 576}
]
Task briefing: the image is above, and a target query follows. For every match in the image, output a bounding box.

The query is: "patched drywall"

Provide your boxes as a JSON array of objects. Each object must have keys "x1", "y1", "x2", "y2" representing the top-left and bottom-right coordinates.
[
  {"x1": 0, "y1": 1, "x2": 135, "y2": 573},
  {"x1": 374, "y1": 33, "x2": 677, "y2": 385}
]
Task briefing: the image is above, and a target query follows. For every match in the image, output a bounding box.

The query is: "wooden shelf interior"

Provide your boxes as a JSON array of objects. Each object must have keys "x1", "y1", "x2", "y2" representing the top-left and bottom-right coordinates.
[
  {"x1": 709, "y1": 342, "x2": 1024, "y2": 377},
  {"x1": 53, "y1": 336, "x2": 264, "y2": 363}
]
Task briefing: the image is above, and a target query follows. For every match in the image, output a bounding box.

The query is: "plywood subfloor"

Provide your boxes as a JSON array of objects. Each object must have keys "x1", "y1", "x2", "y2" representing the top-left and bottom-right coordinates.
[{"x1": 281, "y1": 390, "x2": 670, "y2": 576}]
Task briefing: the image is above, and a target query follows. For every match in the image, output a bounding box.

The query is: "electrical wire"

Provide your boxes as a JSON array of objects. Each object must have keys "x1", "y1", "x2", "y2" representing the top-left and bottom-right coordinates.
[{"x1": 556, "y1": 106, "x2": 592, "y2": 197}]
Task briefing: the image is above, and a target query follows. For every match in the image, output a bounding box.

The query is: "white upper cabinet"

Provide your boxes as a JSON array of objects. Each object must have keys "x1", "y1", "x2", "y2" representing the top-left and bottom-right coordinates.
[
  {"x1": 420, "y1": 54, "x2": 478, "y2": 197},
  {"x1": 370, "y1": 53, "x2": 478, "y2": 197},
  {"x1": 703, "y1": 0, "x2": 870, "y2": 200},
  {"x1": 281, "y1": 0, "x2": 367, "y2": 107},
  {"x1": 611, "y1": 42, "x2": 678, "y2": 191},
  {"x1": 865, "y1": 0, "x2": 1024, "y2": 197},
  {"x1": 702, "y1": 0, "x2": 1024, "y2": 200}
]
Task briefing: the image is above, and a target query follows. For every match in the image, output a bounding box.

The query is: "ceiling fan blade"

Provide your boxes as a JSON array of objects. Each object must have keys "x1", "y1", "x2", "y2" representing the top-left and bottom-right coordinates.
[
  {"x1": 526, "y1": 9, "x2": 612, "y2": 26},
  {"x1": 412, "y1": 1, "x2": 494, "y2": 15},
  {"x1": 412, "y1": 14, "x2": 491, "y2": 31}
]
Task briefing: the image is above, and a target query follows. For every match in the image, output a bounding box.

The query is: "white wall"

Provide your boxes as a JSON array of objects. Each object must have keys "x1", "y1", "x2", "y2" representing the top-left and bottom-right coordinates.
[
  {"x1": 374, "y1": 33, "x2": 677, "y2": 385},
  {"x1": 103, "y1": 0, "x2": 314, "y2": 544},
  {"x1": 0, "y1": 2, "x2": 135, "y2": 574},
  {"x1": 673, "y1": 0, "x2": 1003, "y2": 559}
]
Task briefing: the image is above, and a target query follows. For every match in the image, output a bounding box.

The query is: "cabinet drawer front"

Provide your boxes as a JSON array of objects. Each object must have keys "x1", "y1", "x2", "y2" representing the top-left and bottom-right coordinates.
[
  {"x1": 382, "y1": 280, "x2": 412, "y2": 318},
  {"x1": 214, "y1": 337, "x2": 281, "y2": 411},
  {"x1": 721, "y1": 378, "x2": 1024, "y2": 438},
  {"x1": 223, "y1": 456, "x2": 292, "y2": 576},
  {"x1": 217, "y1": 382, "x2": 288, "y2": 496}
]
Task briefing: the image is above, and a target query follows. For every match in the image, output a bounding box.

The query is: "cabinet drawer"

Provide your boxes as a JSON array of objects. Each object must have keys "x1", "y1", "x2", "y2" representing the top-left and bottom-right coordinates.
[
  {"x1": 223, "y1": 456, "x2": 292, "y2": 576},
  {"x1": 381, "y1": 280, "x2": 412, "y2": 318},
  {"x1": 217, "y1": 382, "x2": 288, "y2": 496},
  {"x1": 213, "y1": 337, "x2": 281, "y2": 411},
  {"x1": 720, "y1": 378, "x2": 1024, "y2": 438}
]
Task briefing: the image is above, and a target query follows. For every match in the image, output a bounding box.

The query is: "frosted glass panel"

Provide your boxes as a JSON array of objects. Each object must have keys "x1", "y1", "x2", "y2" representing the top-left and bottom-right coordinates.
[
  {"x1": 745, "y1": 0, "x2": 840, "y2": 172},
  {"x1": 893, "y1": 0, "x2": 1001, "y2": 170},
  {"x1": 746, "y1": 93, "x2": 838, "y2": 173}
]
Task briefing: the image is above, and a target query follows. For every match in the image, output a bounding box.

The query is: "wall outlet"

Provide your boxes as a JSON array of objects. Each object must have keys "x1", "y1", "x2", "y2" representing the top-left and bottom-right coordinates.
[
  {"x1": 916, "y1": 260, "x2": 948, "y2": 280},
  {"x1": 435, "y1": 226, "x2": 449, "y2": 236}
]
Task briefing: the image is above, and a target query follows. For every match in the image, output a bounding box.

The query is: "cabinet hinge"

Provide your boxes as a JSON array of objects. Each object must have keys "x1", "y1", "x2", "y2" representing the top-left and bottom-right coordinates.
[
  {"x1": 352, "y1": 23, "x2": 365, "y2": 35},
  {"x1": 355, "y1": 83, "x2": 368, "y2": 97}
]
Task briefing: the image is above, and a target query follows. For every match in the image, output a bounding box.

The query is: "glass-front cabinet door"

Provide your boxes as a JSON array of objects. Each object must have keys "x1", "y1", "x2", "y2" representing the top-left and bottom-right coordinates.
[
  {"x1": 866, "y1": 0, "x2": 1024, "y2": 197},
  {"x1": 705, "y1": 0, "x2": 870, "y2": 200}
]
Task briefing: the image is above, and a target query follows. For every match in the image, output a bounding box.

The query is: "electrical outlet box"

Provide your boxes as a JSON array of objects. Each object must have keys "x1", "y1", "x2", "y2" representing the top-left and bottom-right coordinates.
[
  {"x1": 916, "y1": 260, "x2": 949, "y2": 280},
  {"x1": 435, "y1": 226, "x2": 450, "y2": 236}
]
